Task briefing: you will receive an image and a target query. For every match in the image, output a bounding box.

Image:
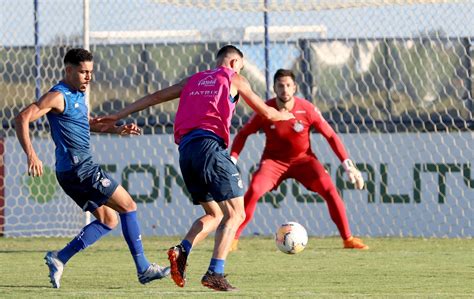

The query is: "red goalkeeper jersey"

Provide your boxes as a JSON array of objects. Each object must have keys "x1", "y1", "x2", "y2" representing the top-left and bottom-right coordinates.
[{"x1": 230, "y1": 97, "x2": 348, "y2": 162}]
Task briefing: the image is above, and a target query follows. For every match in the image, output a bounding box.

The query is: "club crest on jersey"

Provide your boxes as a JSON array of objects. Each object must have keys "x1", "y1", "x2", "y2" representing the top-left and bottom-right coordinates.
[
  {"x1": 101, "y1": 178, "x2": 111, "y2": 188},
  {"x1": 293, "y1": 121, "x2": 304, "y2": 132},
  {"x1": 198, "y1": 75, "x2": 217, "y2": 87}
]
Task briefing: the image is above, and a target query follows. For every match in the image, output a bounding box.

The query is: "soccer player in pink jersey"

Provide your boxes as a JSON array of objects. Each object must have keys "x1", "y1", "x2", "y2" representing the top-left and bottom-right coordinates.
[
  {"x1": 95, "y1": 45, "x2": 294, "y2": 291},
  {"x1": 229, "y1": 69, "x2": 368, "y2": 252}
]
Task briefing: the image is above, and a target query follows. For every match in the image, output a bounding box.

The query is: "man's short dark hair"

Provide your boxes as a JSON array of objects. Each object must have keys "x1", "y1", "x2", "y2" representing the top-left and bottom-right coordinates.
[
  {"x1": 64, "y1": 48, "x2": 93, "y2": 66},
  {"x1": 216, "y1": 45, "x2": 243, "y2": 59},
  {"x1": 273, "y1": 69, "x2": 296, "y2": 84}
]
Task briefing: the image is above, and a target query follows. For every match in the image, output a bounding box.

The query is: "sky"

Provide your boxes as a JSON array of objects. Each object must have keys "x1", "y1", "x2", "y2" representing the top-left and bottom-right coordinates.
[{"x1": 1, "y1": 0, "x2": 473, "y2": 47}]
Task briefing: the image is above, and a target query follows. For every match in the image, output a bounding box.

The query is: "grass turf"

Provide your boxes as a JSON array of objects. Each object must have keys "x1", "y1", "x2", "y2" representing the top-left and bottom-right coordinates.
[{"x1": 0, "y1": 236, "x2": 472, "y2": 298}]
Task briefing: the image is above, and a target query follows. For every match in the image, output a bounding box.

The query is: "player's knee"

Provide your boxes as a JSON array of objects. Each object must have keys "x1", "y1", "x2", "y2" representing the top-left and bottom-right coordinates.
[
  {"x1": 232, "y1": 206, "x2": 246, "y2": 224},
  {"x1": 237, "y1": 210, "x2": 246, "y2": 226},
  {"x1": 103, "y1": 214, "x2": 119, "y2": 229},
  {"x1": 112, "y1": 200, "x2": 137, "y2": 213},
  {"x1": 225, "y1": 208, "x2": 246, "y2": 227},
  {"x1": 326, "y1": 185, "x2": 340, "y2": 198},
  {"x1": 126, "y1": 199, "x2": 137, "y2": 211},
  {"x1": 205, "y1": 207, "x2": 223, "y2": 222},
  {"x1": 320, "y1": 187, "x2": 341, "y2": 203},
  {"x1": 117, "y1": 195, "x2": 137, "y2": 213},
  {"x1": 94, "y1": 207, "x2": 119, "y2": 229},
  {"x1": 211, "y1": 210, "x2": 224, "y2": 223},
  {"x1": 107, "y1": 186, "x2": 138, "y2": 213}
]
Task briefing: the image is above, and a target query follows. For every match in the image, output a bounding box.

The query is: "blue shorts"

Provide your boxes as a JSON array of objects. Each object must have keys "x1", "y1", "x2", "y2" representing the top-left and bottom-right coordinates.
[
  {"x1": 56, "y1": 159, "x2": 119, "y2": 213},
  {"x1": 179, "y1": 134, "x2": 244, "y2": 205}
]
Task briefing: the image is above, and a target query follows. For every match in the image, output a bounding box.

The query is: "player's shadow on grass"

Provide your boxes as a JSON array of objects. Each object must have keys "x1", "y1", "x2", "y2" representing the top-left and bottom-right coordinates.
[
  {"x1": 0, "y1": 250, "x2": 49, "y2": 253},
  {"x1": 0, "y1": 285, "x2": 47, "y2": 288}
]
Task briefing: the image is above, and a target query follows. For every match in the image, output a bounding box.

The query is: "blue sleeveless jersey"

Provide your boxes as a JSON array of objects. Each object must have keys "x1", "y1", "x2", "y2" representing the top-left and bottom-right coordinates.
[{"x1": 46, "y1": 81, "x2": 92, "y2": 171}]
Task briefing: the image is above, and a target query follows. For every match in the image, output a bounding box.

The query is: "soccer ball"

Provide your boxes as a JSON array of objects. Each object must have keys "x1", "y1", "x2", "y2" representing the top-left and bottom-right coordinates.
[{"x1": 275, "y1": 222, "x2": 308, "y2": 254}]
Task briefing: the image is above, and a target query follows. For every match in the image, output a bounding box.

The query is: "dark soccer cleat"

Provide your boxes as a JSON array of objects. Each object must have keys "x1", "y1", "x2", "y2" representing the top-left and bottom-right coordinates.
[
  {"x1": 44, "y1": 251, "x2": 64, "y2": 289},
  {"x1": 138, "y1": 263, "x2": 171, "y2": 284},
  {"x1": 167, "y1": 244, "x2": 188, "y2": 287},
  {"x1": 201, "y1": 270, "x2": 238, "y2": 292}
]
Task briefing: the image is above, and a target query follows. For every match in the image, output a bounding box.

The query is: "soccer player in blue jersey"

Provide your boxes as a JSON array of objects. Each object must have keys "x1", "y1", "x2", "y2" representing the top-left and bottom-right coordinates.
[{"x1": 14, "y1": 48, "x2": 170, "y2": 288}]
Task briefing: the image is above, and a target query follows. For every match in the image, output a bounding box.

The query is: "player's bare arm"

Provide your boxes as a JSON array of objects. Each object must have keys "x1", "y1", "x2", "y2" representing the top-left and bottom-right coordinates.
[
  {"x1": 89, "y1": 117, "x2": 141, "y2": 135},
  {"x1": 115, "y1": 80, "x2": 185, "y2": 119},
  {"x1": 92, "y1": 79, "x2": 187, "y2": 131},
  {"x1": 113, "y1": 79, "x2": 186, "y2": 120},
  {"x1": 15, "y1": 91, "x2": 64, "y2": 177},
  {"x1": 232, "y1": 74, "x2": 294, "y2": 121}
]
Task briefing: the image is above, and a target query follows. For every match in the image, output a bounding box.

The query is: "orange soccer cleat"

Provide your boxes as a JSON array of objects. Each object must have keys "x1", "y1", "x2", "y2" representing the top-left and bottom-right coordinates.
[
  {"x1": 343, "y1": 236, "x2": 369, "y2": 250},
  {"x1": 229, "y1": 239, "x2": 239, "y2": 252},
  {"x1": 167, "y1": 244, "x2": 188, "y2": 287}
]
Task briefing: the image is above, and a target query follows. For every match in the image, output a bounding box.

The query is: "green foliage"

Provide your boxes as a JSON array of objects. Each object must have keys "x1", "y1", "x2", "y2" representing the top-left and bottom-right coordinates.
[{"x1": 0, "y1": 237, "x2": 472, "y2": 298}]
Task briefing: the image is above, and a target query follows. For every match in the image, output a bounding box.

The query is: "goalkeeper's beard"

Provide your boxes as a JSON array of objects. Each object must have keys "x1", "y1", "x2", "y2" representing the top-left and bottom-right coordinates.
[{"x1": 277, "y1": 95, "x2": 293, "y2": 103}]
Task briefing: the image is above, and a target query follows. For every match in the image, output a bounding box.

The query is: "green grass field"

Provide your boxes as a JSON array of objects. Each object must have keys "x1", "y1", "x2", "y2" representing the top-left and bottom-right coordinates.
[{"x1": 0, "y1": 236, "x2": 472, "y2": 298}]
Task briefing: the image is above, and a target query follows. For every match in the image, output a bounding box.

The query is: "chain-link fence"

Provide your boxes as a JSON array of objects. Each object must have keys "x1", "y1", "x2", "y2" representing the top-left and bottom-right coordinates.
[{"x1": 0, "y1": 0, "x2": 472, "y2": 237}]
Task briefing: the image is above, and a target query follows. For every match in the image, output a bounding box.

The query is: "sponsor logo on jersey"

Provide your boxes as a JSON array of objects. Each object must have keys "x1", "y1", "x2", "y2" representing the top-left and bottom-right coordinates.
[
  {"x1": 295, "y1": 110, "x2": 306, "y2": 114},
  {"x1": 74, "y1": 103, "x2": 80, "y2": 108},
  {"x1": 189, "y1": 90, "x2": 219, "y2": 97},
  {"x1": 198, "y1": 75, "x2": 217, "y2": 87}
]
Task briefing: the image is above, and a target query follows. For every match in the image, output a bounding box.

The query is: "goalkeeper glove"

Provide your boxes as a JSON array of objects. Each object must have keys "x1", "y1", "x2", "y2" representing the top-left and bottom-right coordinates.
[{"x1": 342, "y1": 159, "x2": 364, "y2": 190}]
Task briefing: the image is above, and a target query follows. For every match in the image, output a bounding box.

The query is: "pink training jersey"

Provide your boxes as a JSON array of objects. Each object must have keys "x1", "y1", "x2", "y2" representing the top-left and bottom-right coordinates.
[{"x1": 174, "y1": 66, "x2": 238, "y2": 146}]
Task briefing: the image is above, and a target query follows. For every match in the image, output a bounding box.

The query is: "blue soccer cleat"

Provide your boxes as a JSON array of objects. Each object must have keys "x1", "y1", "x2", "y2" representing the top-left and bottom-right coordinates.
[
  {"x1": 138, "y1": 263, "x2": 171, "y2": 284},
  {"x1": 44, "y1": 251, "x2": 64, "y2": 288}
]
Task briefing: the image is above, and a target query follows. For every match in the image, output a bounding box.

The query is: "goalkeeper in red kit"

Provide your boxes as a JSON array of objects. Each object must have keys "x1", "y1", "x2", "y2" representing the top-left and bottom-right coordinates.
[{"x1": 230, "y1": 69, "x2": 368, "y2": 251}]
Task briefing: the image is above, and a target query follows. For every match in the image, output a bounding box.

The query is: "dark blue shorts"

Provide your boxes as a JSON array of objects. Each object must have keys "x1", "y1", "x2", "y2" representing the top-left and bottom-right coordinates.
[
  {"x1": 179, "y1": 136, "x2": 244, "y2": 205},
  {"x1": 56, "y1": 160, "x2": 119, "y2": 213}
]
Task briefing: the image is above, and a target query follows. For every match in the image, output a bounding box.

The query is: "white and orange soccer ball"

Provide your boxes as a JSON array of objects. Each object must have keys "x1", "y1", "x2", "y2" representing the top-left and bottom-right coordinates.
[{"x1": 275, "y1": 222, "x2": 308, "y2": 254}]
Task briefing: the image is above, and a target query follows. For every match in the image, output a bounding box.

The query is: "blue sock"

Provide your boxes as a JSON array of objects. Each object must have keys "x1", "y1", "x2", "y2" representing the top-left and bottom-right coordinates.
[
  {"x1": 208, "y1": 258, "x2": 225, "y2": 274},
  {"x1": 57, "y1": 220, "x2": 112, "y2": 264},
  {"x1": 180, "y1": 239, "x2": 192, "y2": 255},
  {"x1": 120, "y1": 211, "x2": 150, "y2": 274}
]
